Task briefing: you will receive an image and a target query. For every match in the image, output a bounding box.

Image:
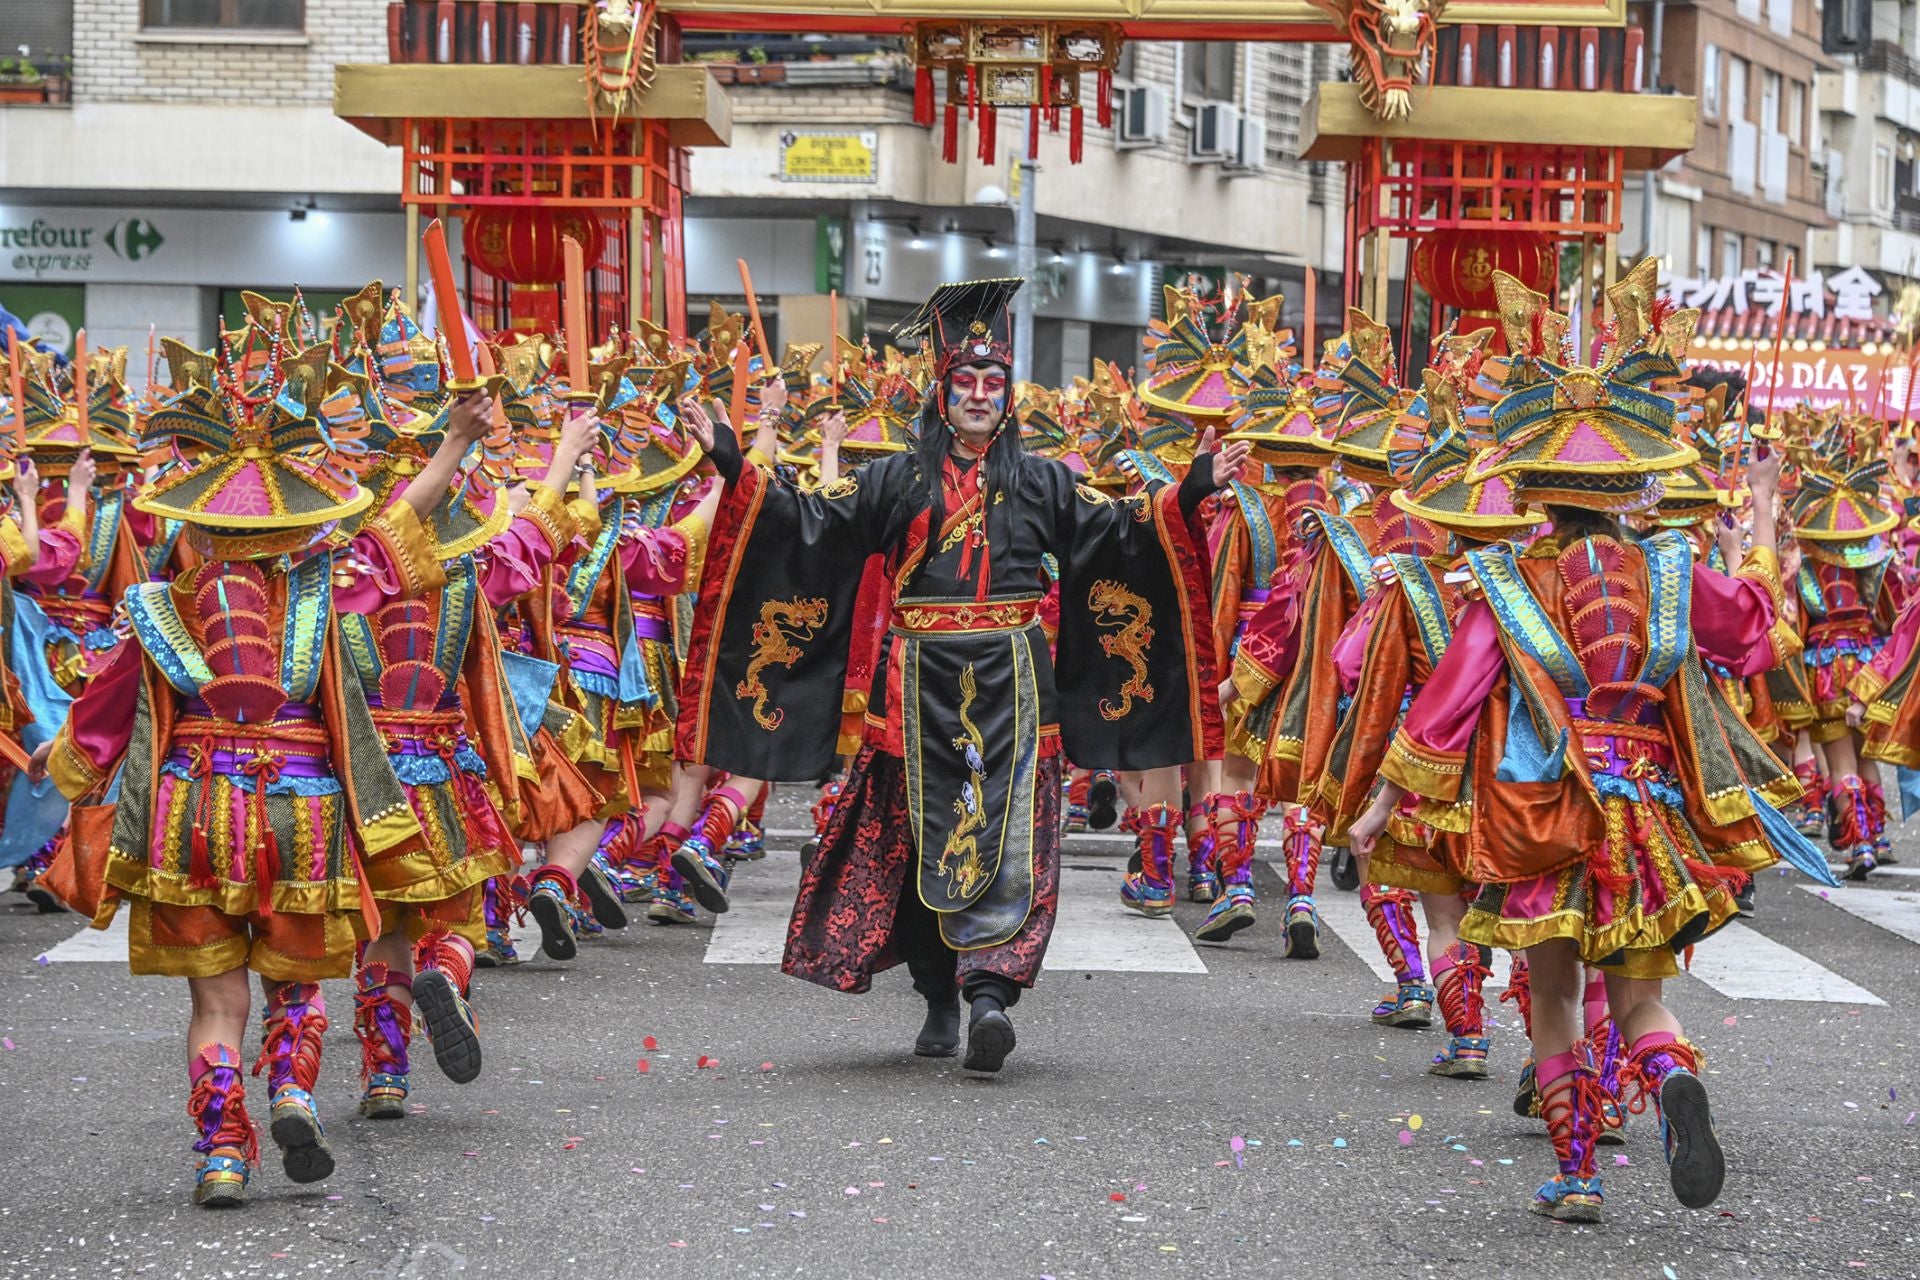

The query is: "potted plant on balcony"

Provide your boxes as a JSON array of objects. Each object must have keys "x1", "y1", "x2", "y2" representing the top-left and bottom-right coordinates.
[{"x1": 0, "y1": 56, "x2": 45, "y2": 104}]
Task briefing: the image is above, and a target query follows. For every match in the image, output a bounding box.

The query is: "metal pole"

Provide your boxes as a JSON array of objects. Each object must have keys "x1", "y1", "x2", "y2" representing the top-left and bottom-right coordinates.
[
  {"x1": 1640, "y1": 0, "x2": 1666, "y2": 259},
  {"x1": 1013, "y1": 109, "x2": 1038, "y2": 385}
]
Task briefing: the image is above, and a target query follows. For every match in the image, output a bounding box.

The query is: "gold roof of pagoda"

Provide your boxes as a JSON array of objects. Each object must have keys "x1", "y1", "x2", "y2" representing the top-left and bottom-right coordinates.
[
  {"x1": 334, "y1": 64, "x2": 731, "y2": 148},
  {"x1": 657, "y1": 0, "x2": 1625, "y2": 30}
]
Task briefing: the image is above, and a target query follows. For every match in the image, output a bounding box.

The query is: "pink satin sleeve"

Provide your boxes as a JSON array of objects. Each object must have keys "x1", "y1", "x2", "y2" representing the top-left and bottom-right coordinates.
[
  {"x1": 1333, "y1": 590, "x2": 1387, "y2": 693},
  {"x1": 1398, "y1": 600, "x2": 1505, "y2": 760},
  {"x1": 60, "y1": 639, "x2": 142, "y2": 771},
  {"x1": 476, "y1": 513, "x2": 566, "y2": 609},
  {"x1": 332, "y1": 528, "x2": 419, "y2": 615},
  {"x1": 1865, "y1": 593, "x2": 1920, "y2": 686},
  {"x1": 617, "y1": 525, "x2": 695, "y2": 596},
  {"x1": 21, "y1": 527, "x2": 82, "y2": 588},
  {"x1": 1691, "y1": 562, "x2": 1779, "y2": 677}
]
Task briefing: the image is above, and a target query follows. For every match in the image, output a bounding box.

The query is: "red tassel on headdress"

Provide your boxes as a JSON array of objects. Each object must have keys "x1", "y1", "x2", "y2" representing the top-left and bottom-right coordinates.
[
  {"x1": 943, "y1": 99, "x2": 960, "y2": 163},
  {"x1": 1070, "y1": 105, "x2": 1085, "y2": 163},
  {"x1": 1028, "y1": 104, "x2": 1041, "y2": 158},
  {"x1": 1097, "y1": 68, "x2": 1114, "y2": 128},
  {"x1": 965, "y1": 64, "x2": 978, "y2": 119},
  {"x1": 979, "y1": 103, "x2": 997, "y2": 164},
  {"x1": 913, "y1": 66, "x2": 935, "y2": 127}
]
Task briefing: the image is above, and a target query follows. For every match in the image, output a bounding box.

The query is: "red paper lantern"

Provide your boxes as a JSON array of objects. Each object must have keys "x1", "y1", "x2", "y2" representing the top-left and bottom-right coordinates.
[
  {"x1": 464, "y1": 207, "x2": 605, "y2": 286},
  {"x1": 1412, "y1": 225, "x2": 1556, "y2": 316}
]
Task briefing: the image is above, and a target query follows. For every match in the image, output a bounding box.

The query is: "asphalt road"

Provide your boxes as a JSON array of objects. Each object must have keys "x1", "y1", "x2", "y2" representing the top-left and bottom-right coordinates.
[{"x1": 1, "y1": 793, "x2": 1915, "y2": 1280}]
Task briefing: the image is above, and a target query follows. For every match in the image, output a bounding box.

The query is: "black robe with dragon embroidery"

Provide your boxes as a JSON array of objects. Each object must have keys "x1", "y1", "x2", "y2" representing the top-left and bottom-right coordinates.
[{"x1": 678, "y1": 447, "x2": 1219, "y2": 970}]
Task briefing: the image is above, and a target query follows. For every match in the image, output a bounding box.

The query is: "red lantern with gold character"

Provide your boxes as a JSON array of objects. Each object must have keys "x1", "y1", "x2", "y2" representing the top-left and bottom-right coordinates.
[
  {"x1": 465, "y1": 207, "x2": 606, "y2": 286},
  {"x1": 1413, "y1": 224, "x2": 1555, "y2": 349}
]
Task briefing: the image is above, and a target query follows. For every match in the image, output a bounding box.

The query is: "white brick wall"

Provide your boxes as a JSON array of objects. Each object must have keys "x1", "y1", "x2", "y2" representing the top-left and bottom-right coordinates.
[{"x1": 74, "y1": 0, "x2": 388, "y2": 105}]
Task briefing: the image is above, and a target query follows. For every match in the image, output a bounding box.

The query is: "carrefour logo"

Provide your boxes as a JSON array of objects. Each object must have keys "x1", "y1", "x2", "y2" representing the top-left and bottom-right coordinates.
[{"x1": 106, "y1": 217, "x2": 164, "y2": 261}]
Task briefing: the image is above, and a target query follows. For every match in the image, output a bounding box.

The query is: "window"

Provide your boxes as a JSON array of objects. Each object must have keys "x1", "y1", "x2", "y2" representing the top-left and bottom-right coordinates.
[
  {"x1": 1755, "y1": 240, "x2": 1775, "y2": 269},
  {"x1": 1877, "y1": 143, "x2": 1896, "y2": 211},
  {"x1": 1788, "y1": 81, "x2": 1805, "y2": 146},
  {"x1": 1762, "y1": 69, "x2": 1781, "y2": 133},
  {"x1": 1695, "y1": 224, "x2": 1714, "y2": 276},
  {"x1": 1728, "y1": 55, "x2": 1749, "y2": 122},
  {"x1": 1181, "y1": 41, "x2": 1237, "y2": 102},
  {"x1": 1721, "y1": 230, "x2": 1742, "y2": 278},
  {"x1": 1702, "y1": 45, "x2": 1722, "y2": 119},
  {"x1": 142, "y1": 0, "x2": 303, "y2": 30}
]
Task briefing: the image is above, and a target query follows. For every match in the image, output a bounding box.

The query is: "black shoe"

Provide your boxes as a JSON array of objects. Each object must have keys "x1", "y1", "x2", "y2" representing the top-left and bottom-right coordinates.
[
  {"x1": 1087, "y1": 774, "x2": 1119, "y2": 831},
  {"x1": 1733, "y1": 877, "x2": 1756, "y2": 917},
  {"x1": 413, "y1": 968, "x2": 483, "y2": 1085},
  {"x1": 1660, "y1": 1070, "x2": 1726, "y2": 1209},
  {"x1": 914, "y1": 994, "x2": 961, "y2": 1058},
  {"x1": 962, "y1": 1007, "x2": 1016, "y2": 1074},
  {"x1": 528, "y1": 886, "x2": 578, "y2": 962},
  {"x1": 579, "y1": 862, "x2": 630, "y2": 930}
]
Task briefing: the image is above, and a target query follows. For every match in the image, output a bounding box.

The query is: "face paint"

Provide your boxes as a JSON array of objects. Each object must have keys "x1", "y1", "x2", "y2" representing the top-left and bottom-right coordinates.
[{"x1": 945, "y1": 363, "x2": 1011, "y2": 439}]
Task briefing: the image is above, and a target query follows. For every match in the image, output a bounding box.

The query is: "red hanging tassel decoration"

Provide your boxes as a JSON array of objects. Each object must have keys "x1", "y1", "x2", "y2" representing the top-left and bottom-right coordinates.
[
  {"x1": 1070, "y1": 104, "x2": 1085, "y2": 164},
  {"x1": 1097, "y1": 68, "x2": 1114, "y2": 128},
  {"x1": 913, "y1": 66, "x2": 935, "y2": 127},
  {"x1": 966, "y1": 64, "x2": 978, "y2": 119},
  {"x1": 979, "y1": 102, "x2": 997, "y2": 164},
  {"x1": 1028, "y1": 103, "x2": 1041, "y2": 158},
  {"x1": 943, "y1": 98, "x2": 960, "y2": 164}
]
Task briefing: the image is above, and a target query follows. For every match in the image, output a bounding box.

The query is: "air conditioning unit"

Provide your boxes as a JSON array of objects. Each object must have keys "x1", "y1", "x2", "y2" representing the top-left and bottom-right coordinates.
[
  {"x1": 1189, "y1": 101, "x2": 1240, "y2": 163},
  {"x1": 1225, "y1": 117, "x2": 1269, "y2": 174},
  {"x1": 1116, "y1": 84, "x2": 1171, "y2": 149}
]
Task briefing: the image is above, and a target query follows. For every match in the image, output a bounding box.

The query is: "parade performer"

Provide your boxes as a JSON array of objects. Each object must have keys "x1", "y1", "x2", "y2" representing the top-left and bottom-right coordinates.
[
  {"x1": 1195, "y1": 354, "x2": 1336, "y2": 941},
  {"x1": 329, "y1": 288, "x2": 603, "y2": 1116},
  {"x1": 675, "y1": 278, "x2": 1238, "y2": 1074},
  {"x1": 34, "y1": 327, "x2": 471, "y2": 1208},
  {"x1": 1349, "y1": 272, "x2": 1814, "y2": 1222},
  {"x1": 1790, "y1": 434, "x2": 1898, "y2": 878},
  {"x1": 1317, "y1": 398, "x2": 1544, "y2": 1073}
]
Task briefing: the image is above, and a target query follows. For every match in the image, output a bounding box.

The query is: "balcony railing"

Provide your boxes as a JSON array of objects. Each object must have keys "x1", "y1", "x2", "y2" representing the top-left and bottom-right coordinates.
[
  {"x1": 0, "y1": 51, "x2": 73, "y2": 107},
  {"x1": 1860, "y1": 39, "x2": 1920, "y2": 89}
]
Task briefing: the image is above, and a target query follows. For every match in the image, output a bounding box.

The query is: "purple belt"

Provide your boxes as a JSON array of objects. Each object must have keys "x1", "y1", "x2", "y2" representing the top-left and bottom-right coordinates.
[
  {"x1": 181, "y1": 697, "x2": 320, "y2": 722},
  {"x1": 1242, "y1": 587, "x2": 1272, "y2": 605},
  {"x1": 630, "y1": 614, "x2": 671, "y2": 643},
  {"x1": 165, "y1": 745, "x2": 333, "y2": 779},
  {"x1": 1564, "y1": 697, "x2": 1661, "y2": 727}
]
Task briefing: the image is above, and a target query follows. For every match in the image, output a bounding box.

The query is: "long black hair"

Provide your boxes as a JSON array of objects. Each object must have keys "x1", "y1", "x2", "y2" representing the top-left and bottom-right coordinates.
[{"x1": 913, "y1": 370, "x2": 1025, "y2": 528}]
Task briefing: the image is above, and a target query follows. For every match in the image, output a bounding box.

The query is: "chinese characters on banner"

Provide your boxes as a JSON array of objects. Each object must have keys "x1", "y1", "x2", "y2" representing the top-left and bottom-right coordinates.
[{"x1": 1660, "y1": 265, "x2": 1883, "y2": 321}]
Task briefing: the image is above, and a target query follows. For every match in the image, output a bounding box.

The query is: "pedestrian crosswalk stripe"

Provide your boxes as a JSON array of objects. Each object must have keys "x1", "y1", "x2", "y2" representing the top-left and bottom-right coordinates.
[
  {"x1": 1682, "y1": 921, "x2": 1885, "y2": 1005},
  {"x1": 1823, "y1": 862, "x2": 1920, "y2": 880},
  {"x1": 1796, "y1": 882, "x2": 1920, "y2": 948},
  {"x1": 36, "y1": 909, "x2": 129, "y2": 962},
  {"x1": 703, "y1": 855, "x2": 1210, "y2": 973}
]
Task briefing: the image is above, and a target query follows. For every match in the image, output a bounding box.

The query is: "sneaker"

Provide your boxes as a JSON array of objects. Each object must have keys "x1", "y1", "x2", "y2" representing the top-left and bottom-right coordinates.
[
  {"x1": 1846, "y1": 845, "x2": 1877, "y2": 882},
  {"x1": 413, "y1": 968, "x2": 482, "y2": 1086},
  {"x1": 1428, "y1": 1035, "x2": 1490, "y2": 1080},
  {"x1": 1193, "y1": 885, "x2": 1255, "y2": 943},
  {"x1": 359, "y1": 1071, "x2": 409, "y2": 1120},
  {"x1": 475, "y1": 927, "x2": 521, "y2": 968},
  {"x1": 647, "y1": 884, "x2": 698, "y2": 925},
  {"x1": 1119, "y1": 870, "x2": 1174, "y2": 917},
  {"x1": 267, "y1": 1086, "x2": 334, "y2": 1185},
  {"x1": 193, "y1": 1150, "x2": 250, "y2": 1209},
  {"x1": 1280, "y1": 895, "x2": 1320, "y2": 960},
  {"x1": 1371, "y1": 981, "x2": 1435, "y2": 1029},
  {"x1": 582, "y1": 857, "x2": 631, "y2": 929},
  {"x1": 1529, "y1": 1174, "x2": 1603, "y2": 1223},
  {"x1": 527, "y1": 880, "x2": 578, "y2": 961},
  {"x1": 725, "y1": 822, "x2": 766, "y2": 862},
  {"x1": 566, "y1": 898, "x2": 603, "y2": 939},
  {"x1": 1658, "y1": 1069, "x2": 1726, "y2": 1209},
  {"x1": 671, "y1": 835, "x2": 733, "y2": 915}
]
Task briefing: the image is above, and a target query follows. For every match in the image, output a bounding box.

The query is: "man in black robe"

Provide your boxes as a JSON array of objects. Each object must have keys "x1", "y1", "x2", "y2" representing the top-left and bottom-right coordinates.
[{"x1": 675, "y1": 279, "x2": 1248, "y2": 1074}]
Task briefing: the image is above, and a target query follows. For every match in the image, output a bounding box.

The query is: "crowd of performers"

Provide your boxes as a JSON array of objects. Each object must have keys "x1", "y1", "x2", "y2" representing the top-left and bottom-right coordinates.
[{"x1": 4, "y1": 258, "x2": 1917, "y2": 1224}]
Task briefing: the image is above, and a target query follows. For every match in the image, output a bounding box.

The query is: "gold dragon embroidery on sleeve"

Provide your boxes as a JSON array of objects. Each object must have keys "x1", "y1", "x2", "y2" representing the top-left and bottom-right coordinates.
[
  {"x1": 735, "y1": 597, "x2": 829, "y2": 730},
  {"x1": 1089, "y1": 579, "x2": 1156, "y2": 721},
  {"x1": 936, "y1": 663, "x2": 990, "y2": 901}
]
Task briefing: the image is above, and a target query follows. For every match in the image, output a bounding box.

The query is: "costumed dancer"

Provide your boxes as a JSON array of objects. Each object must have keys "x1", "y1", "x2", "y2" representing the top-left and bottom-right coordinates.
[
  {"x1": 327, "y1": 286, "x2": 603, "y2": 1117},
  {"x1": 1195, "y1": 336, "x2": 1336, "y2": 942},
  {"x1": 34, "y1": 325, "x2": 462, "y2": 1207},
  {"x1": 675, "y1": 278, "x2": 1236, "y2": 1073},
  {"x1": 1789, "y1": 429, "x2": 1899, "y2": 878},
  {"x1": 1315, "y1": 347, "x2": 1545, "y2": 1074},
  {"x1": 1350, "y1": 270, "x2": 1818, "y2": 1222}
]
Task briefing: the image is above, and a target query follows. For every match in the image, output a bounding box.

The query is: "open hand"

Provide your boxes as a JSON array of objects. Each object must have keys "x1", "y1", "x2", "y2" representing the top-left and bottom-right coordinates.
[
  {"x1": 68, "y1": 448, "x2": 95, "y2": 496},
  {"x1": 12, "y1": 458, "x2": 37, "y2": 509}
]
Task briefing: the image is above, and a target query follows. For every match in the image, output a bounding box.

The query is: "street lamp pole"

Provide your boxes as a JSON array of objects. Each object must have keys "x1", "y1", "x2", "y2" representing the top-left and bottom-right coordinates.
[{"x1": 1012, "y1": 109, "x2": 1038, "y2": 385}]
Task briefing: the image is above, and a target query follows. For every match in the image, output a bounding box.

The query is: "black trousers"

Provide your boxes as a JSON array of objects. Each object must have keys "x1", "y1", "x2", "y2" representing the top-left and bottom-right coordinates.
[{"x1": 893, "y1": 877, "x2": 1022, "y2": 1009}]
